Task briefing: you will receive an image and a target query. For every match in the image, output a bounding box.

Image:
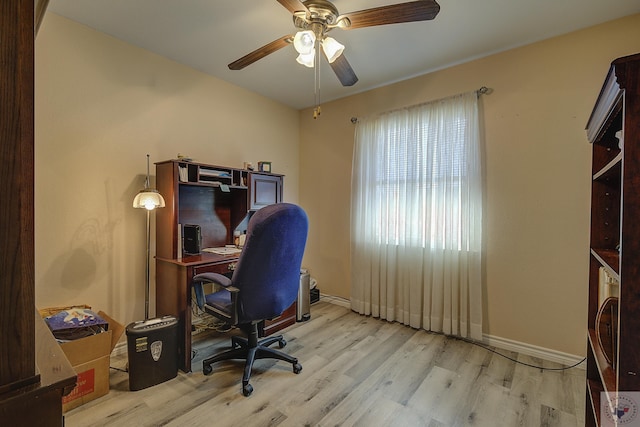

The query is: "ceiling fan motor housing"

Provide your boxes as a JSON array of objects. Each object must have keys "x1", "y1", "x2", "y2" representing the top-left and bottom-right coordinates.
[
  {"x1": 303, "y1": 0, "x2": 339, "y2": 23},
  {"x1": 294, "y1": 0, "x2": 347, "y2": 32}
]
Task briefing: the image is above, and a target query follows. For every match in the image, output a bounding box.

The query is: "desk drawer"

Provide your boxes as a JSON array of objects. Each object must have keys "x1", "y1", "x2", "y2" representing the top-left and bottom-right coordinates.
[
  {"x1": 259, "y1": 302, "x2": 296, "y2": 337},
  {"x1": 192, "y1": 260, "x2": 237, "y2": 277}
]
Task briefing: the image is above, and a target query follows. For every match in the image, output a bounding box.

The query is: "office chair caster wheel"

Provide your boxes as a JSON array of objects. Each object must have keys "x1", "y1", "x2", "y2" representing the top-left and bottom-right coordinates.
[
  {"x1": 242, "y1": 383, "x2": 253, "y2": 397},
  {"x1": 203, "y1": 364, "x2": 213, "y2": 376},
  {"x1": 293, "y1": 362, "x2": 302, "y2": 374},
  {"x1": 278, "y1": 338, "x2": 287, "y2": 348}
]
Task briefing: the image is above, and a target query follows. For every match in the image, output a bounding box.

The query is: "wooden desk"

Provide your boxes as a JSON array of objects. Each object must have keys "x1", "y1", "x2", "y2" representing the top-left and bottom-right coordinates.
[
  {"x1": 156, "y1": 253, "x2": 297, "y2": 373},
  {"x1": 156, "y1": 253, "x2": 238, "y2": 373}
]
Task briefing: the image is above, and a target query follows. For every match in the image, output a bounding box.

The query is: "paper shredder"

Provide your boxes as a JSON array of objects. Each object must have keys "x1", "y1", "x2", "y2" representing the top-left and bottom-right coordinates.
[{"x1": 126, "y1": 315, "x2": 178, "y2": 391}]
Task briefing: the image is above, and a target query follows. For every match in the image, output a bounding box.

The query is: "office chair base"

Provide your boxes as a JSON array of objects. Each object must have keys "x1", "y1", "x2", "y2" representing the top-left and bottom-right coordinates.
[{"x1": 202, "y1": 327, "x2": 302, "y2": 396}]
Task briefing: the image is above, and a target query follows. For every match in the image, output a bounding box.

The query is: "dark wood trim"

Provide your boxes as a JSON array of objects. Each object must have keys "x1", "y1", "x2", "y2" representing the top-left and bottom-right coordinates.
[
  {"x1": 0, "y1": 0, "x2": 36, "y2": 390},
  {"x1": 0, "y1": 2, "x2": 75, "y2": 425}
]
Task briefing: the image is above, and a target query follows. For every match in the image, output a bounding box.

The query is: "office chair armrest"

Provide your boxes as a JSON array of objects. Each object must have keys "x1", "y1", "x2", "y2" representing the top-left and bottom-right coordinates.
[
  {"x1": 192, "y1": 272, "x2": 233, "y2": 310},
  {"x1": 225, "y1": 286, "x2": 240, "y2": 325},
  {"x1": 193, "y1": 272, "x2": 232, "y2": 287}
]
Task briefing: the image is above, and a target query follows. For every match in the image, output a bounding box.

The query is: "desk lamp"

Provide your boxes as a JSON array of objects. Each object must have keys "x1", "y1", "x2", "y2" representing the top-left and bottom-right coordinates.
[{"x1": 132, "y1": 154, "x2": 165, "y2": 320}]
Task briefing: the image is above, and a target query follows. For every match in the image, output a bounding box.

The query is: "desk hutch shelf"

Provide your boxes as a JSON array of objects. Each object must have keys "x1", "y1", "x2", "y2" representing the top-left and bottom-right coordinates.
[
  {"x1": 156, "y1": 160, "x2": 283, "y2": 259},
  {"x1": 585, "y1": 53, "x2": 640, "y2": 426}
]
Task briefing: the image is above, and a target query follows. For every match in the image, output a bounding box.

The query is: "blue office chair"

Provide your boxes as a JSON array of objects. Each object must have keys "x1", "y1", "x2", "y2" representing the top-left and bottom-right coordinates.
[{"x1": 191, "y1": 203, "x2": 308, "y2": 396}]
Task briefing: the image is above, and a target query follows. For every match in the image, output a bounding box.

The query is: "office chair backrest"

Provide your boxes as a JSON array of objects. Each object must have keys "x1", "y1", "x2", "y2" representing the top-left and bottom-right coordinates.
[{"x1": 232, "y1": 203, "x2": 308, "y2": 323}]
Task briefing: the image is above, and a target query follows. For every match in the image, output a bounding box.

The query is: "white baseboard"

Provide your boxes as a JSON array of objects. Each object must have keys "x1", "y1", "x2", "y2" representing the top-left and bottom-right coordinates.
[
  {"x1": 319, "y1": 293, "x2": 350, "y2": 308},
  {"x1": 482, "y1": 334, "x2": 585, "y2": 369},
  {"x1": 319, "y1": 295, "x2": 585, "y2": 369}
]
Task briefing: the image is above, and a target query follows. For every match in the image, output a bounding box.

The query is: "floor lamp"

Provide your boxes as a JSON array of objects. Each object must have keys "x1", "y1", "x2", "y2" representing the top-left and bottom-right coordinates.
[{"x1": 132, "y1": 154, "x2": 165, "y2": 320}]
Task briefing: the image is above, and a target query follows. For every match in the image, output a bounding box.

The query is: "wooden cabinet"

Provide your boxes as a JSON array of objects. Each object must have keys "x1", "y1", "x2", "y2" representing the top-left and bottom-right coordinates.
[
  {"x1": 585, "y1": 53, "x2": 640, "y2": 426},
  {"x1": 249, "y1": 173, "x2": 283, "y2": 210},
  {"x1": 154, "y1": 160, "x2": 293, "y2": 372}
]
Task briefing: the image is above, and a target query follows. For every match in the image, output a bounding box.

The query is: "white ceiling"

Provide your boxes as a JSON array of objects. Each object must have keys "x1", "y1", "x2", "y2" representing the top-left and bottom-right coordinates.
[{"x1": 47, "y1": 0, "x2": 640, "y2": 110}]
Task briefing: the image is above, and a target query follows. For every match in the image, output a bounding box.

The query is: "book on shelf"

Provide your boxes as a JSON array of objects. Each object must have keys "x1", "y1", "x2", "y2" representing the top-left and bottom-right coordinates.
[
  {"x1": 199, "y1": 169, "x2": 231, "y2": 178},
  {"x1": 178, "y1": 165, "x2": 188, "y2": 182}
]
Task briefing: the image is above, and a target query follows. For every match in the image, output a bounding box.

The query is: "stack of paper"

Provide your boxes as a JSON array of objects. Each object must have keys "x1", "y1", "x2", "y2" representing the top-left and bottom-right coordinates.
[{"x1": 202, "y1": 247, "x2": 242, "y2": 255}]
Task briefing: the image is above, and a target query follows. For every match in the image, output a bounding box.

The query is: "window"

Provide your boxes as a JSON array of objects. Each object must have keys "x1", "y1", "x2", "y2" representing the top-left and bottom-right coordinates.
[
  {"x1": 352, "y1": 93, "x2": 480, "y2": 252},
  {"x1": 372, "y1": 114, "x2": 471, "y2": 249}
]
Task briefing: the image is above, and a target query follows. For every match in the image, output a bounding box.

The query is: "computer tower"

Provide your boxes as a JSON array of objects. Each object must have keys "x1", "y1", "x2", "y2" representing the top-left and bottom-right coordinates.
[
  {"x1": 183, "y1": 224, "x2": 201, "y2": 255},
  {"x1": 126, "y1": 316, "x2": 178, "y2": 391}
]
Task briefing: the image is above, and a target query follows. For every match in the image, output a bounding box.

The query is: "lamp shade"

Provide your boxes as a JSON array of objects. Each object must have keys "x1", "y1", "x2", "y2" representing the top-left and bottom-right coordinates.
[
  {"x1": 296, "y1": 50, "x2": 315, "y2": 68},
  {"x1": 322, "y1": 37, "x2": 344, "y2": 63},
  {"x1": 293, "y1": 30, "x2": 316, "y2": 55},
  {"x1": 133, "y1": 189, "x2": 166, "y2": 210}
]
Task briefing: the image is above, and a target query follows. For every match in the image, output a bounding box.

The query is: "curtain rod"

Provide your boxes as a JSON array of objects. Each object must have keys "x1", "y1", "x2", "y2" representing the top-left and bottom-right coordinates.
[{"x1": 351, "y1": 86, "x2": 490, "y2": 124}]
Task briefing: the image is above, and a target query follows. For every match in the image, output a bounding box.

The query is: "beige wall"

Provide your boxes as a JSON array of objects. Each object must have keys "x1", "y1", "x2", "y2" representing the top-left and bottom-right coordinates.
[
  {"x1": 35, "y1": 14, "x2": 300, "y2": 325},
  {"x1": 35, "y1": 11, "x2": 640, "y2": 357},
  {"x1": 299, "y1": 14, "x2": 640, "y2": 356}
]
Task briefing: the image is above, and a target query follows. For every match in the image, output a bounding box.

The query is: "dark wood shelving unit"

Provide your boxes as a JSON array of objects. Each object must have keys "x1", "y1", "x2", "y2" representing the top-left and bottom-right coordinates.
[
  {"x1": 585, "y1": 53, "x2": 640, "y2": 427},
  {"x1": 590, "y1": 249, "x2": 620, "y2": 277},
  {"x1": 156, "y1": 160, "x2": 284, "y2": 260}
]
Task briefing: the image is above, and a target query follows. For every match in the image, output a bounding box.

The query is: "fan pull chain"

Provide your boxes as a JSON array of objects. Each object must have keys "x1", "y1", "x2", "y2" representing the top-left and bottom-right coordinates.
[{"x1": 313, "y1": 39, "x2": 321, "y2": 119}]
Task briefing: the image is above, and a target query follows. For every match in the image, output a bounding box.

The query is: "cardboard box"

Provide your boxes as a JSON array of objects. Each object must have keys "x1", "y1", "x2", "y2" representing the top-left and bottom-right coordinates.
[{"x1": 40, "y1": 307, "x2": 124, "y2": 412}]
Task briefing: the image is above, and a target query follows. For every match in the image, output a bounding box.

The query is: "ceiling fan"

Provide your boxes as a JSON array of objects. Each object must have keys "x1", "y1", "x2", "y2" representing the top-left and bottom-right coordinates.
[{"x1": 228, "y1": 0, "x2": 441, "y2": 87}]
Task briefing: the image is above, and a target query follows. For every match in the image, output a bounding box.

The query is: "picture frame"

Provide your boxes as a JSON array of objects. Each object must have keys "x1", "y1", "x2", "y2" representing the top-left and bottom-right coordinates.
[{"x1": 258, "y1": 161, "x2": 271, "y2": 173}]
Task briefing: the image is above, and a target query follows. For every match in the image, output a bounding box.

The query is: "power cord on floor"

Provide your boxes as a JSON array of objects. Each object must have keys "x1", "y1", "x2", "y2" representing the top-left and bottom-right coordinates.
[
  {"x1": 453, "y1": 336, "x2": 586, "y2": 371},
  {"x1": 191, "y1": 323, "x2": 235, "y2": 361},
  {"x1": 191, "y1": 302, "x2": 235, "y2": 334},
  {"x1": 190, "y1": 306, "x2": 237, "y2": 360}
]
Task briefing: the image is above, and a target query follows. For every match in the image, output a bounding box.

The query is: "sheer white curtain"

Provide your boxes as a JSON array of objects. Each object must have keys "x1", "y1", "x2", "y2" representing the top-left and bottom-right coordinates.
[{"x1": 350, "y1": 91, "x2": 483, "y2": 340}]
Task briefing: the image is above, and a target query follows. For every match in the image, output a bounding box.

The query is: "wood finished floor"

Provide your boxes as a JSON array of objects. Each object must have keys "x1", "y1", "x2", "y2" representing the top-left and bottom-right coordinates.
[{"x1": 64, "y1": 301, "x2": 585, "y2": 427}]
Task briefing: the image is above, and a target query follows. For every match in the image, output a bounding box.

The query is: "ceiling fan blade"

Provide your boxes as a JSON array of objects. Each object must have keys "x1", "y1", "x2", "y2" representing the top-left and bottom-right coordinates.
[
  {"x1": 342, "y1": 0, "x2": 440, "y2": 29},
  {"x1": 276, "y1": 0, "x2": 309, "y2": 14},
  {"x1": 330, "y1": 55, "x2": 358, "y2": 87},
  {"x1": 228, "y1": 36, "x2": 292, "y2": 70}
]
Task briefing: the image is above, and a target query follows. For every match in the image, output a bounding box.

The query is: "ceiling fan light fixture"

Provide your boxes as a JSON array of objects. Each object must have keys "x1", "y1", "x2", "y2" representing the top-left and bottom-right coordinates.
[
  {"x1": 296, "y1": 50, "x2": 315, "y2": 68},
  {"x1": 321, "y1": 36, "x2": 344, "y2": 63},
  {"x1": 293, "y1": 30, "x2": 316, "y2": 55}
]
